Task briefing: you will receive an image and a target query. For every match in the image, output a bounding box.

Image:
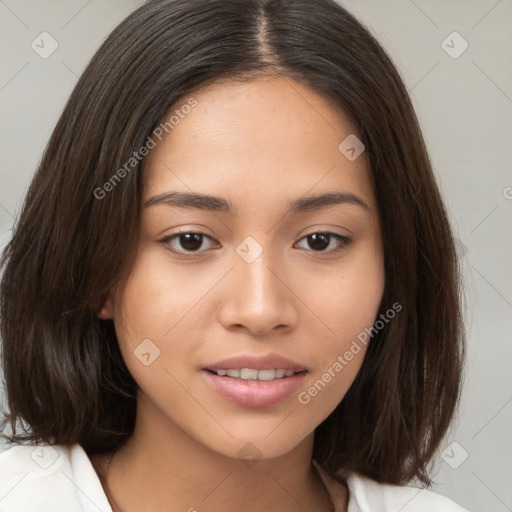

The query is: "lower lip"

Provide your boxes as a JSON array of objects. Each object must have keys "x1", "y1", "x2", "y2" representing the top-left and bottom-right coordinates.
[{"x1": 202, "y1": 370, "x2": 306, "y2": 408}]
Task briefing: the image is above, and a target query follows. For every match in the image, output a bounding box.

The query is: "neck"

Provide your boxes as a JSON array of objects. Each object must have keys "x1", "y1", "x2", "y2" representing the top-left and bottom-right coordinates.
[{"x1": 94, "y1": 398, "x2": 337, "y2": 512}]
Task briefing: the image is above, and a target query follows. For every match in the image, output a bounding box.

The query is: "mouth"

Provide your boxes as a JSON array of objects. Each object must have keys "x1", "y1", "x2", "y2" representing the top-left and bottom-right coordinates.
[{"x1": 202, "y1": 354, "x2": 308, "y2": 408}]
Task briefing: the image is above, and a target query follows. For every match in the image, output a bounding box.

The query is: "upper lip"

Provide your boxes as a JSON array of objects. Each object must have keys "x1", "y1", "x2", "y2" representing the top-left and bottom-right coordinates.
[{"x1": 204, "y1": 353, "x2": 307, "y2": 372}]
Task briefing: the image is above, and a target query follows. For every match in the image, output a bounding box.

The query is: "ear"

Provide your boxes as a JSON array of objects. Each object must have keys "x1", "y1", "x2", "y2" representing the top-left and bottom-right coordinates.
[{"x1": 98, "y1": 295, "x2": 114, "y2": 320}]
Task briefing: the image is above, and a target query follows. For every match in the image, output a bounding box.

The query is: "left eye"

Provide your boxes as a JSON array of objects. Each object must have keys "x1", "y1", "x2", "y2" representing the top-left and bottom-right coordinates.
[
  {"x1": 159, "y1": 231, "x2": 351, "y2": 255},
  {"x1": 295, "y1": 232, "x2": 351, "y2": 253}
]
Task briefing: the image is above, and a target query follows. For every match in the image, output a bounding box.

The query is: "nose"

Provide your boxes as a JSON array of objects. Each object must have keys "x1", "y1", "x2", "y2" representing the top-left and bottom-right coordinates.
[{"x1": 217, "y1": 246, "x2": 299, "y2": 336}]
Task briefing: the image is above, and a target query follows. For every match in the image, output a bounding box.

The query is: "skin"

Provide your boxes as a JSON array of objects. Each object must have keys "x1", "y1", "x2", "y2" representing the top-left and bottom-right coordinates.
[{"x1": 94, "y1": 74, "x2": 385, "y2": 512}]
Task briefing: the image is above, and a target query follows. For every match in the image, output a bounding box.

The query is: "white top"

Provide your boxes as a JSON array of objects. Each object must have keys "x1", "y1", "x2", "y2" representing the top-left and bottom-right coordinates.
[{"x1": 0, "y1": 443, "x2": 469, "y2": 511}]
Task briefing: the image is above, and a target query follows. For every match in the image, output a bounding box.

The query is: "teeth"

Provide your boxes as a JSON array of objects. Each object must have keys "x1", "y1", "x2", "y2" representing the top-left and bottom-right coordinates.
[
  {"x1": 240, "y1": 368, "x2": 258, "y2": 379},
  {"x1": 212, "y1": 368, "x2": 301, "y2": 380},
  {"x1": 257, "y1": 369, "x2": 276, "y2": 381}
]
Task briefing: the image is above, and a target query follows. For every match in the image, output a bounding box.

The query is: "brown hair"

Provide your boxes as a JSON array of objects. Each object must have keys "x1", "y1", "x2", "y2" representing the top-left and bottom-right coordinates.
[{"x1": 0, "y1": 0, "x2": 465, "y2": 486}]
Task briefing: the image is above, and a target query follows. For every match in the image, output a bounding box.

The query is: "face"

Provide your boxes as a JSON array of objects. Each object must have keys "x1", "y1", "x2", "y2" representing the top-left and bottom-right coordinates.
[{"x1": 100, "y1": 75, "x2": 384, "y2": 461}]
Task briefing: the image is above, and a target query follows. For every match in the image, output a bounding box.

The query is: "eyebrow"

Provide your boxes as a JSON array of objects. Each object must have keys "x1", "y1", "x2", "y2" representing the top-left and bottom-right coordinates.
[{"x1": 144, "y1": 190, "x2": 370, "y2": 214}]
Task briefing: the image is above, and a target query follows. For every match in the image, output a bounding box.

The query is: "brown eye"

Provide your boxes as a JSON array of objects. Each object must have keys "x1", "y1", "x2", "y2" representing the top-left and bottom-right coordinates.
[
  {"x1": 306, "y1": 233, "x2": 330, "y2": 251},
  {"x1": 177, "y1": 233, "x2": 204, "y2": 251},
  {"x1": 295, "y1": 232, "x2": 351, "y2": 253},
  {"x1": 159, "y1": 232, "x2": 219, "y2": 254}
]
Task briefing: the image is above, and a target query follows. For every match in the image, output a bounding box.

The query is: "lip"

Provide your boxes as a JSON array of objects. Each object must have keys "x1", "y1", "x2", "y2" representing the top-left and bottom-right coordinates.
[
  {"x1": 202, "y1": 353, "x2": 308, "y2": 408},
  {"x1": 202, "y1": 370, "x2": 306, "y2": 408},
  {"x1": 204, "y1": 353, "x2": 307, "y2": 372}
]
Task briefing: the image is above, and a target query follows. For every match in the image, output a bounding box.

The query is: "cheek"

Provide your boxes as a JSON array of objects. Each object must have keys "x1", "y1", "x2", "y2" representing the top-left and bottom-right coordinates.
[
  {"x1": 113, "y1": 245, "x2": 210, "y2": 340},
  {"x1": 110, "y1": 256, "x2": 199, "y2": 415},
  {"x1": 304, "y1": 236, "x2": 385, "y2": 344},
  {"x1": 111, "y1": 246, "x2": 223, "y2": 387},
  {"x1": 296, "y1": 239, "x2": 384, "y2": 411},
  {"x1": 337, "y1": 251, "x2": 384, "y2": 335}
]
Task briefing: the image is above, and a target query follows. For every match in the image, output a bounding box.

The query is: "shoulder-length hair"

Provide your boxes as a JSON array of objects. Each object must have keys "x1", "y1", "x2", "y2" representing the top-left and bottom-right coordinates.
[{"x1": 0, "y1": 0, "x2": 464, "y2": 486}]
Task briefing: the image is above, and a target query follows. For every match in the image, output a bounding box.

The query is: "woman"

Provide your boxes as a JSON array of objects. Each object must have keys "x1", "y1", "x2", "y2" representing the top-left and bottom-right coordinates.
[{"x1": 0, "y1": 1, "x2": 468, "y2": 510}]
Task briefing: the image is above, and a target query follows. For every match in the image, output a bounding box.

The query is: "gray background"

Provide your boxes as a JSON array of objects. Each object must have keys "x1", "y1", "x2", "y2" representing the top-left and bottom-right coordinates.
[{"x1": 1, "y1": 1, "x2": 511, "y2": 511}]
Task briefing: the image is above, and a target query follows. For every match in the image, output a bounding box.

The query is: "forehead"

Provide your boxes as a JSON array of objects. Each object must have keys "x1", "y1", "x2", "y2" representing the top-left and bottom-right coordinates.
[{"x1": 142, "y1": 75, "x2": 375, "y2": 214}]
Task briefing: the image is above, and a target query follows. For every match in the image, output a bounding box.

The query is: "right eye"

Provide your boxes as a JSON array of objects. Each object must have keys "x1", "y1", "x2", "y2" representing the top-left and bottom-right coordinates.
[{"x1": 158, "y1": 231, "x2": 220, "y2": 255}]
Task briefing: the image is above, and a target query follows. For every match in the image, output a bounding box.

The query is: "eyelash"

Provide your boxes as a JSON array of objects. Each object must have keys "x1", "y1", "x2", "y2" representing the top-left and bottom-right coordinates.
[{"x1": 158, "y1": 230, "x2": 352, "y2": 256}]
